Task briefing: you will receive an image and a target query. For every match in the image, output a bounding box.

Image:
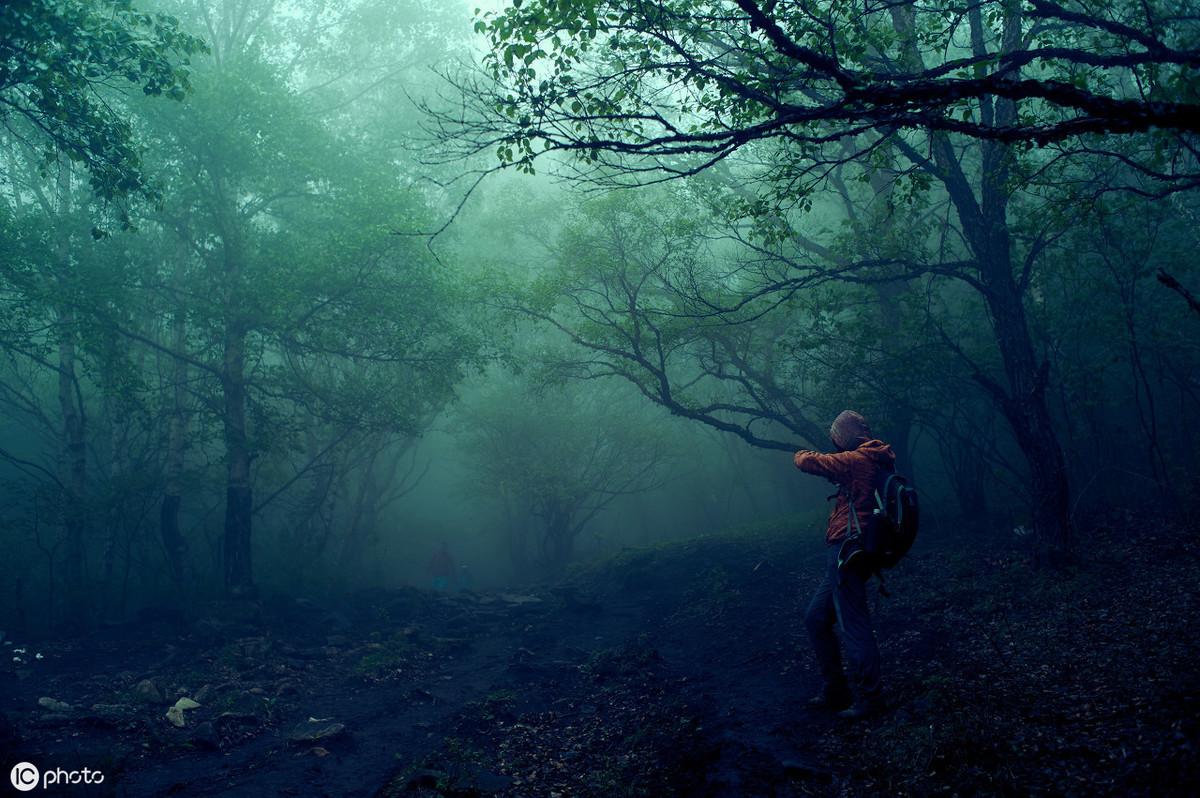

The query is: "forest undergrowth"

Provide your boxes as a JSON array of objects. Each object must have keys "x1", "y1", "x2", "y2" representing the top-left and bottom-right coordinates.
[
  {"x1": 2, "y1": 511, "x2": 1197, "y2": 797},
  {"x1": 392, "y1": 510, "x2": 1200, "y2": 797},
  {"x1": 817, "y1": 510, "x2": 1200, "y2": 796}
]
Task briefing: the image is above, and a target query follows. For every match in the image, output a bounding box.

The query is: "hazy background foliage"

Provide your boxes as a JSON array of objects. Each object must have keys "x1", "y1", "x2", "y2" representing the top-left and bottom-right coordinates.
[{"x1": 1, "y1": 0, "x2": 1197, "y2": 632}]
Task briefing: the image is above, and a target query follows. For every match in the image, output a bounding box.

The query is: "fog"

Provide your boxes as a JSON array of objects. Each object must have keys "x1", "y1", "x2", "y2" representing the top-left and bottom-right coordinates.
[{"x1": 1, "y1": 1, "x2": 1197, "y2": 794}]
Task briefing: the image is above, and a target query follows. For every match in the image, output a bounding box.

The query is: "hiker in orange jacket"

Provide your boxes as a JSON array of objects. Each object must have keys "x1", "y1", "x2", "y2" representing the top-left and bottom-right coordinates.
[{"x1": 794, "y1": 410, "x2": 895, "y2": 720}]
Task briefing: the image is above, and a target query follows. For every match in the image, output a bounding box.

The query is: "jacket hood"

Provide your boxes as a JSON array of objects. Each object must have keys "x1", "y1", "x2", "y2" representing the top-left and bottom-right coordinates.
[
  {"x1": 830, "y1": 409, "x2": 871, "y2": 450},
  {"x1": 855, "y1": 438, "x2": 896, "y2": 465}
]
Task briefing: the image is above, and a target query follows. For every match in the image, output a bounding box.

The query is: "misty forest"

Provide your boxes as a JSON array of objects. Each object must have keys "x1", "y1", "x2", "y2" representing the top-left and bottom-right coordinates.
[{"x1": 1, "y1": 0, "x2": 1198, "y2": 795}]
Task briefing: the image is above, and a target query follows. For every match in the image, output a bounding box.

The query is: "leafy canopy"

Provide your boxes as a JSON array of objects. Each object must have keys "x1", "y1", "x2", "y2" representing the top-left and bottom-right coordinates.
[
  {"x1": 0, "y1": 0, "x2": 205, "y2": 199},
  {"x1": 439, "y1": 0, "x2": 1200, "y2": 187}
]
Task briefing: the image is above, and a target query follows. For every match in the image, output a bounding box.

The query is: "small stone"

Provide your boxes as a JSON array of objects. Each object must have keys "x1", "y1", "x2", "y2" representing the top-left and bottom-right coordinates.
[
  {"x1": 165, "y1": 697, "x2": 201, "y2": 727},
  {"x1": 134, "y1": 679, "x2": 164, "y2": 704},
  {"x1": 274, "y1": 680, "x2": 300, "y2": 698},
  {"x1": 288, "y1": 718, "x2": 345, "y2": 742},
  {"x1": 37, "y1": 697, "x2": 72, "y2": 713},
  {"x1": 215, "y1": 711, "x2": 259, "y2": 729}
]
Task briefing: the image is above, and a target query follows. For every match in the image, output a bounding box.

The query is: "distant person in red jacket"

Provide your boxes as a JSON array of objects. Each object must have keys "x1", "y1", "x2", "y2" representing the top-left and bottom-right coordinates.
[
  {"x1": 428, "y1": 542, "x2": 455, "y2": 592},
  {"x1": 794, "y1": 410, "x2": 895, "y2": 720}
]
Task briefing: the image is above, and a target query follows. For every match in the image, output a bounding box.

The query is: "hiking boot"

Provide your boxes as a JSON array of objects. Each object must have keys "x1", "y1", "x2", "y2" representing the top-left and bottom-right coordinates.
[
  {"x1": 836, "y1": 696, "x2": 884, "y2": 721},
  {"x1": 805, "y1": 687, "x2": 852, "y2": 712}
]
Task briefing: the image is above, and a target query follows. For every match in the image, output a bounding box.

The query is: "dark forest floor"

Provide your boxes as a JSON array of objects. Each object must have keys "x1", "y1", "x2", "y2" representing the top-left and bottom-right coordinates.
[{"x1": 2, "y1": 514, "x2": 1198, "y2": 797}]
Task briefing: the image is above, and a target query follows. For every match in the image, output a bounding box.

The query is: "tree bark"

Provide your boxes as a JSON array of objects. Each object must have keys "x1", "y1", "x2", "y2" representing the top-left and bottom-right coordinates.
[
  {"x1": 974, "y1": 2, "x2": 1072, "y2": 561},
  {"x1": 57, "y1": 307, "x2": 87, "y2": 620},
  {"x1": 935, "y1": 129, "x2": 1074, "y2": 560},
  {"x1": 540, "y1": 502, "x2": 575, "y2": 575},
  {"x1": 338, "y1": 450, "x2": 381, "y2": 575},
  {"x1": 221, "y1": 320, "x2": 254, "y2": 595},
  {"x1": 54, "y1": 163, "x2": 88, "y2": 623},
  {"x1": 101, "y1": 389, "x2": 125, "y2": 619},
  {"x1": 892, "y1": 2, "x2": 1073, "y2": 562},
  {"x1": 216, "y1": 182, "x2": 255, "y2": 596},
  {"x1": 161, "y1": 265, "x2": 189, "y2": 587},
  {"x1": 976, "y1": 267, "x2": 1072, "y2": 560}
]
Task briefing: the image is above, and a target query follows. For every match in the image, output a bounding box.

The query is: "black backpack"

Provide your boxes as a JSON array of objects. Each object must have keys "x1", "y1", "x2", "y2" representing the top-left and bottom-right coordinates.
[
  {"x1": 839, "y1": 468, "x2": 919, "y2": 576},
  {"x1": 867, "y1": 471, "x2": 919, "y2": 568}
]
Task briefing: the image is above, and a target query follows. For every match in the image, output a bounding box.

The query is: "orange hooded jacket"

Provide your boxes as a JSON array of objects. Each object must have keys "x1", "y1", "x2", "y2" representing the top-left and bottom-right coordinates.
[{"x1": 794, "y1": 439, "x2": 896, "y2": 543}]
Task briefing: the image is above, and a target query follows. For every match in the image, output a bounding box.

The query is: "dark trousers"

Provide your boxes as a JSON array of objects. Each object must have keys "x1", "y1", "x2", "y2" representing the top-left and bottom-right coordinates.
[{"x1": 804, "y1": 542, "x2": 881, "y2": 697}]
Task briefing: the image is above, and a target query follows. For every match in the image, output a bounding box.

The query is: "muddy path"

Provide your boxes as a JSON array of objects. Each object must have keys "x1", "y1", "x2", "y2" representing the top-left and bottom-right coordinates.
[
  {"x1": 2, "y1": 533, "x2": 853, "y2": 797},
  {"x1": 11, "y1": 520, "x2": 1188, "y2": 797}
]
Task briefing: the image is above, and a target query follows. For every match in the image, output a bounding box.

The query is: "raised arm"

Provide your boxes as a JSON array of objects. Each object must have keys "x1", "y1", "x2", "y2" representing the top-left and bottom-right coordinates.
[{"x1": 793, "y1": 449, "x2": 854, "y2": 484}]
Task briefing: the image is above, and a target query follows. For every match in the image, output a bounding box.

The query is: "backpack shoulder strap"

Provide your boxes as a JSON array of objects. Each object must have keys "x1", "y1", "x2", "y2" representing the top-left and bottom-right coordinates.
[{"x1": 876, "y1": 472, "x2": 898, "y2": 511}]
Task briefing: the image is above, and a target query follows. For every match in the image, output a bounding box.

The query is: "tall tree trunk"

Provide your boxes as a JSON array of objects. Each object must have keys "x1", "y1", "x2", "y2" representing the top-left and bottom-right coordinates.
[
  {"x1": 57, "y1": 308, "x2": 87, "y2": 620},
  {"x1": 862, "y1": 156, "x2": 915, "y2": 472},
  {"x1": 216, "y1": 183, "x2": 254, "y2": 596},
  {"x1": 977, "y1": 268, "x2": 1072, "y2": 559},
  {"x1": 54, "y1": 163, "x2": 88, "y2": 623},
  {"x1": 892, "y1": 1, "x2": 1073, "y2": 562},
  {"x1": 221, "y1": 320, "x2": 253, "y2": 595},
  {"x1": 101, "y1": 391, "x2": 123, "y2": 619},
  {"x1": 161, "y1": 277, "x2": 189, "y2": 587},
  {"x1": 338, "y1": 454, "x2": 381, "y2": 575},
  {"x1": 504, "y1": 492, "x2": 531, "y2": 580},
  {"x1": 973, "y1": 1, "x2": 1071, "y2": 561},
  {"x1": 541, "y1": 502, "x2": 575, "y2": 575},
  {"x1": 935, "y1": 128, "x2": 1073, "y2": 560},
  {"x1": 337, "y1": 442, "x2": 412, "y2": 577}
]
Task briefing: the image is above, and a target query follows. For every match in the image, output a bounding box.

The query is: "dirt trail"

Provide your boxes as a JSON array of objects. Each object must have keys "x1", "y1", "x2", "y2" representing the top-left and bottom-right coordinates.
[
  {"x1": 2, "y1": 533, "x2": 853, "y2": 797},
  {"x1": 10, "y1": 521, "x2": 1193, "y2": 796}
]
